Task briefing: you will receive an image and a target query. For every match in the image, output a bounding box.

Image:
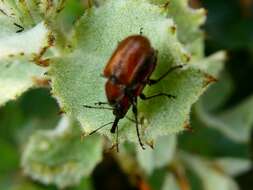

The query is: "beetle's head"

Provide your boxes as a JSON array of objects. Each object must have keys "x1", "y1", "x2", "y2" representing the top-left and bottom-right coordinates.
[
  {"x1": 113, "y1": 103, "x2": 125, "y2": 119},
  {"x1": 112, "y1": 96, "x2": 131, "y2": 119}
]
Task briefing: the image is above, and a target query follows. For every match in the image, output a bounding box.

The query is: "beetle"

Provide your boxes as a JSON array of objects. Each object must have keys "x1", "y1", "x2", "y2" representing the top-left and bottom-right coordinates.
[{"x1": 84, "y1": 35, "x2": 183, "y2": 150}]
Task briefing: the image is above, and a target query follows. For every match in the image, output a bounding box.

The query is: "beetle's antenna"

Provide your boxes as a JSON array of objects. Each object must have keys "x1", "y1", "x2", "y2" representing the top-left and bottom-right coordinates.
[
  {"x1": 89, "y1": 121, "x2": 114, "y2": 135},
  {"x1": 83, "y1": 105, "x2": 113, "y2": 110}
]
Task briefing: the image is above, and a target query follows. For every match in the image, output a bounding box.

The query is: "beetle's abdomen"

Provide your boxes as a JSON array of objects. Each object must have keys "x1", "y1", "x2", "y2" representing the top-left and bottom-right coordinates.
[{"x1": 104, "y1": 35, "x2": 156, "y2": 85}]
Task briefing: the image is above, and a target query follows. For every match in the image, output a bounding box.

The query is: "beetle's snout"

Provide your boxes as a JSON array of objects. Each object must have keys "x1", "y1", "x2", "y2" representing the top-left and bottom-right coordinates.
[{"x1": 113, "y1": 104, "x2": 125, "y2": 119}]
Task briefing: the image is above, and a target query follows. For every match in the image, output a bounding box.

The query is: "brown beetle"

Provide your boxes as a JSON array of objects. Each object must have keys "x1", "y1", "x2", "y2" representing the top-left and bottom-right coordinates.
[{"x1": 84, "y1": 35, "x2": 183, "y2": 150}]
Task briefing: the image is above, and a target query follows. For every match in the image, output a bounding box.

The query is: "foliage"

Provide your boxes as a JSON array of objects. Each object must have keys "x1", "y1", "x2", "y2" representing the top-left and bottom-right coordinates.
[{"x1": 0, "y1": 0, "x2": 252, "y2": 189}]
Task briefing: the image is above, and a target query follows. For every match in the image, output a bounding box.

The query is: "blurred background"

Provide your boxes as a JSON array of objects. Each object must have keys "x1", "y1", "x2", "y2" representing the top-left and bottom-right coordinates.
[{"x1": 0, "y1": 0, "x2": 253, "y2": 189}]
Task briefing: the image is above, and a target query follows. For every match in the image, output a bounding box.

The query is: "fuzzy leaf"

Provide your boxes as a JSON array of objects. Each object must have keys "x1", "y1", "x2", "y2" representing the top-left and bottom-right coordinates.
[
  {"x1": 195, "y1": 51, "x2": 226, "y2": 77},
  {"x1": 39, "y1": 0, "x2": 66, "y2": 18},
  {"x1": 137, "y1": 135, "x2": 176, "y2": 175},
  {"x1": 0, "y1": 4, "x2": 54, "y2": 105},
  {"x1": 162, "y1": 174, "x2": 180, "y2": 190},
  {"x1": 49, "y1": 0, "x2": 213, "y2": 145},
  {"x1": 214, "y1": 158, "x2": 251, "y2": 176},
  {"x1": 0, "y1": 0, "x2": 66, "y2": 26},
  {"x1": 196, "y1": 95, "x2": 253, "y2": 143},
  {"x1": 196, "y1": 70, "x2": 234, "y2": 113},
  {"x1": 0, "y1": 22, "x2": 52, "y2": 59},
  {"x1": 180, "y1": 152, "x2": 240, "y2": 190},
  {"x1": 0, "y1": 0, "x2": 67, "y2": 59},
  {"x1": 0, "y1": 57, "x2": 45, "y2": 106},
  {"x1": 150, "y1": 0, "x2": 206, "y2": 59},
  {"x1": 22, "y1": 117, "x2": 103, "y2": 188}
]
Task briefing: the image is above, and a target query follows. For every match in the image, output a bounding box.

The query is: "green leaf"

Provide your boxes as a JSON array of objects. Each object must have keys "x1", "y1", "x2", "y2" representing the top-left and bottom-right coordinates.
[
  {"x1": 0, "y1": 176, "x2": 48, "y2": 190},
  {"x1": 195, "y1": 51, "x2": 226, "y2": 77},
  {"x1": 49, "y1": 0, "x2": 213, "y2": 145},
  {"x1": 0, "y1": 0, "x2": 66, "y2": 27},
  {"x1": 161, "y1": 173, "x2": 180, "y2": 190},
  {"x1": 0, "y1": 3, "x2": 56, "y2": 106},
  {"x1": 0, "y1": 0, "x2": 68, "y2": 59},
  {"x1": 0, "y1": 139, "x2": 19, "y2": 173},
  {"x1": 0, "y1": 22, "x2": 52, "y2": 59},
  {"x1": 180, "y1": 152, "x2": 240, "y2": 190},
  {"x1": 0, "y1": 57, "x2": 46, "y2": 106},
  {"x1": 73, "y1": 177, "x2": 94, "y2": 190},
  {"x1": 38, "y1": 0, "x2": 66, "y2": 18},
  {"x1": 136, "y1": 135, "x2": 176, "y2": 175},
  {"x1": 196, "y1": 94, "x2": 253, "y2": 143},
  {"x1": 22, "y1": 117, "x2": 103, "y2": 188},
  {"x1": 203, "y1": 1, "x2": 253, "y2": 50},
  {"x1": 150, "y1": 0, "x2": 206, "y2": 59},
  {"x1": 214, "y1": 158, "x2": 251, "y2": 176},
  {"x1": 197, "y1": 71, "x2": 234, "y2": 113},
  {"x1": 179, "y1": 113, "x2": 249, "y2": 159}
]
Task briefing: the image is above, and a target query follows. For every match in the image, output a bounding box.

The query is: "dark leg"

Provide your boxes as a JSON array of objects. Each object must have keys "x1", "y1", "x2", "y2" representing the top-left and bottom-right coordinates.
[
  {"x1": 132, "y1": 97, "x2": 145, "y2": 149},
  {"x1": 140, "y1": 93, "x2": 175, "y2": 100},
  {"x1": 116, "y1": 124, "x2": 119, "y2": 152},
  {"x1": 126, "y1": 116, "x2": 138, "y2": 123},
  {"x1": 148, "y1": 64, "x2": 185, "y2": 85}
]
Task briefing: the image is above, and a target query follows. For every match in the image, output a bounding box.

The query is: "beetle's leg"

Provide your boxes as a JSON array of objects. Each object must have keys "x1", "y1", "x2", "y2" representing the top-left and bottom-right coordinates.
[
  {"x1": 126, "y1": 116, "x2": 136, "y2": 123},
  {"x1": 148, "y1": 64, "x2": 185, "y2": 85},
  {"x1": 140, "y1": 93, "x2": 175, "y2": 100},
  {"x1": 132, "y1": 97, "x2": 145, "y2": 150},
  {"x1": 116, "y1": 123, "x2": 119, "y2": 152},
  {"x1": 126, "y1": 116, "x2": 138, "y2": 123},
  {"x1": 83, "y1": 105, "x2": 112, "y2": 110}
]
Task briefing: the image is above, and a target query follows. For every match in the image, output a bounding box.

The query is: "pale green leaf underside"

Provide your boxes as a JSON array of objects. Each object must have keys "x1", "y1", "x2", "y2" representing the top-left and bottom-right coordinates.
[
  {"x1": 195, "y1": 51, "x2": 226, "y2": 77},
  {"x1": 197, "y1": 95, "x2": 253, "y2": 143},
  {"x1": 150, "y1": 0, "x2": 206, "y2": 59},
  {"x1": 137, "y1": 135, "x2": 176, "y2": 175},
  {"x1": 180, "y1": 152, "x2": 239, "y2": 190},
  {"x1": 214, "y1": 158, "x2": 251, "y2": 176},
  {"x1": 197, "y1": 71, "x2": 234, "y2": 113},
  {"x1": 0, "y1": 22, "x2": 50, "y2": 58},
  {"x1": 0, "y1": 5, "x2": 54, "y2": 105},
  {"x1": 0, "y1": 0, "x2": 66, "y2": 28},
  {"x1": 22, "y1": 117, "x2": 103, "y2": 188},
  {"x1": 162, "y1": 174, "x2": 181, "y2": 190},
  {"x1": 0, "y1": 57, "x2": 45, "y2": 106},
  {"x1": 49, "y1": 0, "x2": 211, "y2": 145}
]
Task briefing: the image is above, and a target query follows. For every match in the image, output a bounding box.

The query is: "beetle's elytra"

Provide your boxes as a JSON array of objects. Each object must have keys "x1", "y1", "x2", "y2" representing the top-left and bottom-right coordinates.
[{"x1": 84, "y1": 35, "x2": 183, "y2": 150}]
